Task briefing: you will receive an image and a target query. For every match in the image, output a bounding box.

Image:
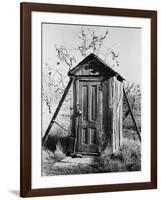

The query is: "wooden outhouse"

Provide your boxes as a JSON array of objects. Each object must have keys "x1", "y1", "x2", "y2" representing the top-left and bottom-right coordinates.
[{"x1": 68, "y1": 53, "x2": 125, "y2": 155}]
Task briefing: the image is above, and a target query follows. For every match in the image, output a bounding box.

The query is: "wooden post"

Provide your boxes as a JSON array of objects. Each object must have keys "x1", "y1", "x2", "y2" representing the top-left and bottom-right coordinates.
[
  {"x1": 123, "y1": 87, "x2": 141, "y2": 142},
  {"x1": 42, "y1": 78, "x2": 73, "y2": 146}
]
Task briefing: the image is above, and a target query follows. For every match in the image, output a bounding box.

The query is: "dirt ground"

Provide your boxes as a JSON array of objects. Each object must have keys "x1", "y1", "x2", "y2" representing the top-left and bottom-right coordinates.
[{"x1": 42, "y1": 156, "x2": 103, "y2": 176}]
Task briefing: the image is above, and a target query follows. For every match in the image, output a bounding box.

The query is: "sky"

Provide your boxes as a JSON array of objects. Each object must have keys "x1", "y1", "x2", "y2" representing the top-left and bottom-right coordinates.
[{"x1": 42, "y1": 23, "x2": 142, "y2": 84}]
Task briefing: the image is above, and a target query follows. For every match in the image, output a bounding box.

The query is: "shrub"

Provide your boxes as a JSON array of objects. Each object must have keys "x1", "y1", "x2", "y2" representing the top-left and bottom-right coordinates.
[
  {"x1": 42, "y1": 142, "x2": 66, "y2": 164},
  {"x1": 43, "y1": 128, "x2": 70, "y2": 153},
  {"x1": 54, "y1": 142, "x2": 66, "y2": 161},
  {"x1": 98, "y1": 153, "x2": 126, "y2": 172},
  {"x1": 98, "y1": 138, "x2": 141, "y2": 172},
  {"x1": 119, "y1": 139, "x2": 141, "y2": 171}
]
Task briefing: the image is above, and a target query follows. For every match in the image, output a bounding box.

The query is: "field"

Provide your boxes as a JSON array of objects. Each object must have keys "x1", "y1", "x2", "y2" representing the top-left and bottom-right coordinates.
[
  {"x1": 42, "y1": 136, "x2": 141, "y2": 176},
  {"x1": 42, "y1": 101, "x2": 141, "y2": 176}
]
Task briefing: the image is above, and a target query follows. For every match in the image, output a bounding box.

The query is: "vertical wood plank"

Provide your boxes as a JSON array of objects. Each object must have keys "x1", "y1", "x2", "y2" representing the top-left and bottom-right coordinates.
[
  {"x1": 102, "y1": 78, "x2": 114, "y2": 153},
  {"x1": 112, "y1": 79, "x2": 123, "y2": 151},
  {"x1": 74, "y1": 79, "x2": 80, "y2": 154},
  {"x1": 82, "y1": 128, "x2": 88, "y2": 144},
  {"x1": 82, "y1": 85, "x2": 88, "y2": 120},
  {"x1": 92, "y1": 85, "x2": 97, "y2": 120},
  {"x1": 69, "y1": 81, "x2": 74, "y2": 136},
  {"x1": 116, "y1": 79, "x2": 119, "y2": 150},
  {"x1": 119, "y1": 82, "x2": 123, "y2": 146},
  {"x1": 88, "y1": 83, "x2": 91, "y2": 121},
  {"x1": 112, "y1": 77, "x2": 115, "y2": 152},
  {"x1": 90, "y1": 128, "x2": 96, "y2": 144}
]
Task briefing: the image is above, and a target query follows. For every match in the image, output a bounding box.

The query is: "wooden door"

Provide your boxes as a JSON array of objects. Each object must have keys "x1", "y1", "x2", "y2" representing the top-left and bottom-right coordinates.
[{"x1": 76, "y1": 80, "x2": 102, "y2": 154}]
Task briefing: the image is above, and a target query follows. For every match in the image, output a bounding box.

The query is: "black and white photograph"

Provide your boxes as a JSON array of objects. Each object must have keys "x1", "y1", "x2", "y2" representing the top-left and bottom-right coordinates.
[
  {"x1": 41, "y1": 23, "x2": 142, "y2": 176},
  {"x1": 20, "y1": 3, "x2": 157, "y2": 197}
]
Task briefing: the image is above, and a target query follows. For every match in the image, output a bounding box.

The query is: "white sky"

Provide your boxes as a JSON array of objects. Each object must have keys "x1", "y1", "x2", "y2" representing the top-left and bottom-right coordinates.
[{"x1": 42, "y1": 23, "x2": 142, "y2": 83}]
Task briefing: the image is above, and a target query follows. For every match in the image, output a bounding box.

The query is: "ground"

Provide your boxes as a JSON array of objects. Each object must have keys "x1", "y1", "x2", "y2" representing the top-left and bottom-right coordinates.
[
  {"x1": 42, "y1": 101, "x2": 141, "y2": 176},
  {"x1": 42, "y1": 128, "x2": 141, "y2": 176},
  {"x1": 42, "y1": 153, "x2": 128, "y2": 176},
  {"x1": 42, "y1": 156, "x2": 101, "y2": 176}
]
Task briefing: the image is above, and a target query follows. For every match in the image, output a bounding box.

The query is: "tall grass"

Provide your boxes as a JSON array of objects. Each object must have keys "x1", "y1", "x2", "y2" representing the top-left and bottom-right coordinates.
[
  {"x1": 42, "y1": 143, "x2": 66, "y2": 176},
  {"x1": 42, "y1": 142, "x2": 66, "y2": 164},
  {"x1": 43, "y1": 126, "x2": 71, "y2": 152},
  {"x1": 119, "y1": 138, "x2": 141, "y2": 171},
  {"x1": 97, "y1": 138, "x2": 141, "y2": 172}
]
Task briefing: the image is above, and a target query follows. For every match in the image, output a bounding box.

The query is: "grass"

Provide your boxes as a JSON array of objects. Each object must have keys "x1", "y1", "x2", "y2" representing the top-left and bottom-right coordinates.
[
  {"x1": 97, "y1": 138, "x2": 141, "y2": 172},
  {"x1": 43, "y1": 125, "x2": 71, "y2": 152},
  {"x1": 42, "y1": 103, "x2": 141, "y2": 176},
  {"x1": 42, "y1": 142, "x2": 66, "y2": 176},
  {"x1": 123, "y1": 113, "x2": 141, "y2": 131},
  {"x1": 42, "y1": 146, "x2": 99, "y2": 176},
  {"x1": 42, "y1": 134, "x2": 141, "y2": 176}
]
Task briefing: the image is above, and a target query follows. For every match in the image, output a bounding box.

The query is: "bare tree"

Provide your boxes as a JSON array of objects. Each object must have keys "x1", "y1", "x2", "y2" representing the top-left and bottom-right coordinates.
[
  {"x1": 123, "y1": 82, "x2": 141, "y2": 120},
  {"x1": 74, "y1": 28, "x2": 108, "y2": 57},
  {"x1": 43, "y1": 28, "x2": 120, "y2": 114},
  {"x1": 42, "y1": 63, "x2": 71, "y2": 114},
  {"x1": 54, "y1": 28, "x2": 119, "y2": 71},
  {"x1": 55, "y1": 45, "x2": 76, "y2": 71}
]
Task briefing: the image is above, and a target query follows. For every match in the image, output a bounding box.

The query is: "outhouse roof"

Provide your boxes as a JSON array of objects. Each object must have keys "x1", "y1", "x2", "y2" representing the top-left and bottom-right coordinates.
[{"x1": 68, "y1": 53, "x2": 125, "y2": 82}]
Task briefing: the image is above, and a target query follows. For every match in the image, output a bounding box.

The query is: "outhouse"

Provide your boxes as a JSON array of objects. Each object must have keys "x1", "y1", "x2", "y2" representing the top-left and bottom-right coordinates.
[{"x1": 68, "y1": 53, "x2": 125, "y2": 156}]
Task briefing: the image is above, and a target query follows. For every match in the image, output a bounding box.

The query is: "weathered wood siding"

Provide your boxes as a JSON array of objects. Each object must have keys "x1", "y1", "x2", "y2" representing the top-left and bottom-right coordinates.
[
  {"x1": 102, "y1": 77, "x2": 123, "y2": 153},
  {"x1": 69, "y1": 65, "x2": 123, "y2": 155},
  {"x1": 112, "y1": 77, "x2": 123, "y2": 152},
  {"x1": 74, "y1": 63, "x2": 99, "y2": 76},
  {"x1": 102, "y1": 78, "x2": 113, "y2": 153}
]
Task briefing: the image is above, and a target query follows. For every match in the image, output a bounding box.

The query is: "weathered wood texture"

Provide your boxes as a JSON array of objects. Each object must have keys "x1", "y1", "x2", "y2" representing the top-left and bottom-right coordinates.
[
  {"x1": 112, "y1": 77, "x2": 123, "y2": 152},
  {"x1": 68, "y1": 54, "x2": 124, "y2": 155},
  {"x1": 68, "y1": 54, "x2": 125, "y2": 82},
  {"x1": 70, "y1": 75, "x2": 123, "y2": 155},
  {"x1": 74, "y1": 63, "x2": 99, "y2": 76},
  {"x1": 76, "y1": 80, "x2": 102, "y2": 154},
  {"x1": 69, "y1": 70, "x2": 123, "y2": 154},
  {"x1": 102, "y1": 77, "x2": 123, "y2": 153},
  {"x1": 102, "y1": 78, "x2": 113, "y2": 153}
]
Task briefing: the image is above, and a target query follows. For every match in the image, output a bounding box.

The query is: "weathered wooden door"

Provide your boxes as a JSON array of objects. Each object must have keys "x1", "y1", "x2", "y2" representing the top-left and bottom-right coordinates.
[{"x1": 76, "y1": 80, "x2": 102, "y2": 154}]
